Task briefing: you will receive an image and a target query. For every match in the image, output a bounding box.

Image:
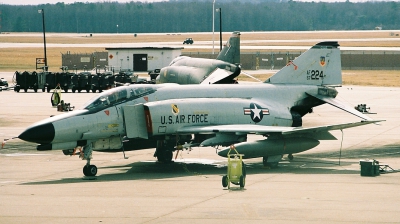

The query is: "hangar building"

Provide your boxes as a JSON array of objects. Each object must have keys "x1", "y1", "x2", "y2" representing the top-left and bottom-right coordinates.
[{"x1": 105, "y1": 47, "x2": 183, "y2": 72}]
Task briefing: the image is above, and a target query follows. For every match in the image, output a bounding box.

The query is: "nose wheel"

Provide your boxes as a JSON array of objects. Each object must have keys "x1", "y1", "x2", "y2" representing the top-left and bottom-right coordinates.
[
  {"x1": 81, "y1": 143, "x2": 97, "y2": 177},
  {"x1": 83, "y1": 164, "x2": 97, "y2": 176}
]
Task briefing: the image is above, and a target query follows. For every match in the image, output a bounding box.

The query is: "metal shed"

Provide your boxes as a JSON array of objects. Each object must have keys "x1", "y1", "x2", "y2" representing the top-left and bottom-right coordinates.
[{"x1": 105, "y1": 47, "x2": 183, "y2": 72}]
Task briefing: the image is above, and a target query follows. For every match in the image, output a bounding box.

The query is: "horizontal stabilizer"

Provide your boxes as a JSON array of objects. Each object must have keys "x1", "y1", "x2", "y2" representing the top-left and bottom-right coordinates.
[
  {"x1": 306, "y1": 92, "x2": 372, "y2": 120},
  {"x1": 200, "y1": 67, "x2": 236, "y2": 84}
]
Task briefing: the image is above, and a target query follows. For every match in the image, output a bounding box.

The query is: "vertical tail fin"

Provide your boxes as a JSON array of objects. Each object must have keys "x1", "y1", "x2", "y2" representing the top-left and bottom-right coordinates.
[
  {"x1": 216, "y1": 31, "x2": 240, "y2": 64},
  {"x1": 265, "y1": 41, "x2": 342, "y2": 86}
]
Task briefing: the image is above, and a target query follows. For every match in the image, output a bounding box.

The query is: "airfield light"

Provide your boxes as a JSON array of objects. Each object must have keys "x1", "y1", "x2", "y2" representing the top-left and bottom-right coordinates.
[
  {"x1": 216, "y1": 8, "x2": 222, "y2": 52},
  {"x1": 38, "y1": 9, "x2": 48, "y2": 71}
]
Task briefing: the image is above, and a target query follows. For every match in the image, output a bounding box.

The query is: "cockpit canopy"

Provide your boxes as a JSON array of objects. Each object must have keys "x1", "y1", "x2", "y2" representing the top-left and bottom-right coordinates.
[
  {"x1": 169, "y1": 56, "x2": 189, "y2": 66},
  {"x1": 82, "y1": 85, "x2": 158, "y2": 112}
]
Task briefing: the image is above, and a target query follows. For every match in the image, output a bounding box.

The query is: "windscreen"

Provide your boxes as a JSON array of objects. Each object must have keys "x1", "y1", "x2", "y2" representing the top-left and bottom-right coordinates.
[{"x1": 82, "y1": 85, "x2": 157, "y2": 112}]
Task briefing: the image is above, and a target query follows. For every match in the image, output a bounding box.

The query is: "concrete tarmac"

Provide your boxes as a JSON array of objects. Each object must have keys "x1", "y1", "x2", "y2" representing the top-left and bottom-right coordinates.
[{"x1": 0, "y1": 81, "x2": 400, "y2": 223}]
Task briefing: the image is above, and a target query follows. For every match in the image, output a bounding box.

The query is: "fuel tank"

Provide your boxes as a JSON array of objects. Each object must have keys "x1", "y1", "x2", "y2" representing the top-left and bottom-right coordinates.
[{"x1": 218, "y1": 137, "x2": 320, "y2": 159}]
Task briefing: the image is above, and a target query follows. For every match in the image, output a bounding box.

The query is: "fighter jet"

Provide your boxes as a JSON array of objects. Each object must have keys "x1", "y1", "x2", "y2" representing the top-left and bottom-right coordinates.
[
  {"x1": 18, "y1": 41, "x2": 383, "y2": 177},
  {"x1": 156, "y1": 31, "x2": 241, "y2": 84}
]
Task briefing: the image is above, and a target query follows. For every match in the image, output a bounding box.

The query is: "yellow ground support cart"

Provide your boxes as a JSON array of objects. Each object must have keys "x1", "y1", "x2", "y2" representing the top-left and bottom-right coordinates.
[
  {"x1": 51, "y1": 85, "x2": 62, "y2": 107},
  {"x1": 222, "y1": 145, "x2": 246, "y2": 189}
]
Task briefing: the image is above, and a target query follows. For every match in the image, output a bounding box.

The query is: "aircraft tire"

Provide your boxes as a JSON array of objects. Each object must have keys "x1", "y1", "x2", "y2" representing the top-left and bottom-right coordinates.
[
  {"x1": 222, "y1": 175, "x2": 228, "y2": 188},
  {"x1": 262, "y1": 156, "x2": 268, "y2": 166},
  {"x1": 83, "y1": 165, "x2": 97, "y2": 176},
  {"x1": 288, "y1": 154, "x2": 294, "y2": 161},
  {"x1": 166, "y1": 150, "x2": 173, "y2": 161},
  {"x1": 156, "y1": 150, "x2": 173, "y2": 163},
  {"x1": 263, "y1": 156, "x2": 279, "y2": 168}
]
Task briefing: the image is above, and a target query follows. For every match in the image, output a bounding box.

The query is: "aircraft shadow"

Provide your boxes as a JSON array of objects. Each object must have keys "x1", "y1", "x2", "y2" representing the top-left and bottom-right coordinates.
[
  {"x1": 19, "y1": 143, "x2": 400, "y2": 185},
  {"x1": 301, "y1": 143, "x2": 400, "y2": 160},
  {"x1": 21, "y1": 156, "x2": 362, "y2": 186}
]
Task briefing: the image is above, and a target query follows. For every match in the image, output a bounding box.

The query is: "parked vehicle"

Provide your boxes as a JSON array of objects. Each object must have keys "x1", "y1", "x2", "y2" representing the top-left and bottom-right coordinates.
[
  {"x1": 183, "y1": 38, "x2": 193, "y2": 44},
  {"x1": 0, "y1": 78, "x2": 8, "y2": 90},
  {"x1": 14, "y1": 71, "x2": 45, "y2": 92},
  {"x1": 148, "y1": 69, "x2": 160, "y2": 81}
]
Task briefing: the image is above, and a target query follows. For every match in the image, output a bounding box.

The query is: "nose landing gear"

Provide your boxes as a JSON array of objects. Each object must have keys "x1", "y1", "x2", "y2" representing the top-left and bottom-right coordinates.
[{"x1": 81, "y1": 143, "x2": 97, "y2": 177}]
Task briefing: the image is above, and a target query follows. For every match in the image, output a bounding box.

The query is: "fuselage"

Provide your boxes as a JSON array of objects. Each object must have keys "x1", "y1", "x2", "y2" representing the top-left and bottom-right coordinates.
[{"x1": 19, "y1": 83, "x2": 325, "y2": 151}]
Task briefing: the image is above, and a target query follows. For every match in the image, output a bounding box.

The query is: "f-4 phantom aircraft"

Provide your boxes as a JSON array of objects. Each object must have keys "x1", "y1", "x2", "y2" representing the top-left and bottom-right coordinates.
[
  {"x1": 18, "y1": 41, "x2": 382, "y2": 177},
  {"x1": 156, "y1": 31, "x2": 241, "y2": 84}
]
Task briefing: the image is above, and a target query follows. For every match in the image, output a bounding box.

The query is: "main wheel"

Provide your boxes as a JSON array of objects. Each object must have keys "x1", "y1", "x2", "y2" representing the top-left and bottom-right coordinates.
[
  {"x1": 83, "y1": 165, "x2": 97, "y2": 176},
  {"x1": 263, "y1": 156, "x2": 279, "y2": 168},
  {"x1": 288, "y1": 154, "x2": 294, "y2": 161},
  {"x1": 157, "y1": 150, "x2": 173, "y2": 163},
  {"x1": 262, "y1": 156, "x2": 268, "y2": 166},
  {"x1": 222, "y1": 175, "x2": 228, "y2": 188}
]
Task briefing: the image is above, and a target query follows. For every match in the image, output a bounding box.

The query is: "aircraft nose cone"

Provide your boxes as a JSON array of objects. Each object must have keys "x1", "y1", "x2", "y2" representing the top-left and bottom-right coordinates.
[{"x1": 18, "y1": 123, "x2": 55, "y2": 144}]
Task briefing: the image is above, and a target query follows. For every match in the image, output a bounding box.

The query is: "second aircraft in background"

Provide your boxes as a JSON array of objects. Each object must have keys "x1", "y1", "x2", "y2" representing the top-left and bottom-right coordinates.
[{"x1": 156, "y1": 31, "x2": 241, "y2": 84}]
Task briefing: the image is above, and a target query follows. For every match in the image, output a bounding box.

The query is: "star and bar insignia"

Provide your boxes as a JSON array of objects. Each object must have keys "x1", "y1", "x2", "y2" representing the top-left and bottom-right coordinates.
[{"x1": 243, "y1": 103, "x2": 269, "y2": 123}]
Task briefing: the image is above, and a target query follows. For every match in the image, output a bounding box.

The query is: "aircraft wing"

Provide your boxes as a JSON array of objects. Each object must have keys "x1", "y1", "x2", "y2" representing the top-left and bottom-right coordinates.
[
  {"x1": 177, "y1": 120, "x2": 383, "y2": 136},
  {"x1": 281, "y1": 120, "x2": 384, "y2": 136},
  {"x1": 306, "y1": 92, "x2": 372, "y2": 120},
  {"x1": 200, "y1": 67, "x2": 236, "y2": 84}
]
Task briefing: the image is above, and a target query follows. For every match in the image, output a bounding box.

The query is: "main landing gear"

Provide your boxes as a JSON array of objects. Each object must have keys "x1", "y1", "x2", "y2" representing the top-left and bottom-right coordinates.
[
  {"x1": 154, "y1": 140, "x2": 173, "y2": 163},
  {"x1": 262, "y1": 154, "x2": 294, "y2": 168}
]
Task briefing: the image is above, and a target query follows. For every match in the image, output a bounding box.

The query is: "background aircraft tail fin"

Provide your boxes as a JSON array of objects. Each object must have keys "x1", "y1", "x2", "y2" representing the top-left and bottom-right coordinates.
[
  {"x1": 216, "y1": 31, "x2": 240, "y2": 64},
  {"x1": 265, "y1": 41, "x2": 342, "y2": 86}
]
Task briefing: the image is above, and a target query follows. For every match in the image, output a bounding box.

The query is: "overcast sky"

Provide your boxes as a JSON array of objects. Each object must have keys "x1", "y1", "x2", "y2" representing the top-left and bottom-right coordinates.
[{"x1": 0, "y1": 0, "x2": 396, "y2": 5}]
